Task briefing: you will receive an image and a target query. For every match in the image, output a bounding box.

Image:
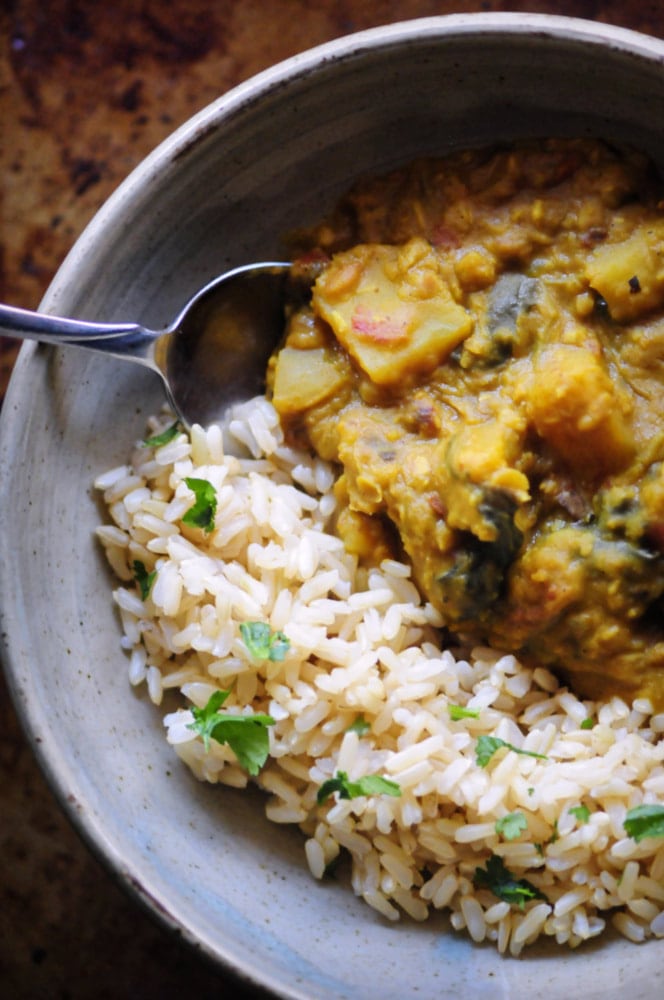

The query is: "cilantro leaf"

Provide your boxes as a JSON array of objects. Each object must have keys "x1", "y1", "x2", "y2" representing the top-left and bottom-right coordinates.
[
  {"x1": 449, "y1": 704, "x2": 480, "y2": 721},
  {"x1": 182, "y1": 477, "x2": 217, "y2": 533},
  {"x1": 475, "y1": 734, "x2": 548, "y2": 768},
  {"x1": 495, "y1": 811, "x2": 528, "y2": 841},
  {"x1": 569, "y1": 804, "x2": 591, "y2": 825},
  {"x1": 208, "y1": 716, "x2": 275, "y2": 776},
  {"x1": 317, "y1": 770, "x2": 401, "y2": 805},
  {"x1": 187, "y1": 689, "x2": 275, "y2": 776},
  {"x1": 474, "y1": 854, "x2": 548, "y2": 909},
  {"x1": 240, "y1": 621, "x2": 290, "y2": 662},
  {"x1": 347, "y1": 715, "x2": 370, "y2": 735},
  {"x1": 624, "y1": 804, "x2": 664, "y2": 842},
  {"x1": 132, "y1": 559, "x2": 156, "y2": 600},
  {"x1": 187, "y1": 689, "x2": 230, "y2": 750},
  {"x1": 142, "y1": 421, "x2": 181, "y2": 447}
]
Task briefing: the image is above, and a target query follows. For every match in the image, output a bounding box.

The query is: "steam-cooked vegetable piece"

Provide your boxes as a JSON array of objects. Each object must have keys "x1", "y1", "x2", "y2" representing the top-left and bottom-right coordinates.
[
  {"x1": 491, "y1": 515, "x2": 664, "y2": 706},
  {"x1": 437, "y1": 418, "x2": 530, "y2": 541},
  {"x1": 437, "y1": 489, "x2": 524, "y2": 621},
  {"x1": 460, "y1": 272, "x2": 540, "y2": 367},
  {"x1": 642, "y1": 462, "x2": 664, "y2": 552},
  {"x1": 312, "y1": 237, "x2": 473, "y2": 385},
  {"x1": 586, "y1": 220, "x2": 664, "y2": 321},
  {"x1": 525, "y1": 344, "x2": 634, "y2": 478},
  {"x1": 487, "y1": 273, "x2": 540, "y2": 337},
  {"x1": 272, "y1": 346, "x2": 350, "y2": 414}
]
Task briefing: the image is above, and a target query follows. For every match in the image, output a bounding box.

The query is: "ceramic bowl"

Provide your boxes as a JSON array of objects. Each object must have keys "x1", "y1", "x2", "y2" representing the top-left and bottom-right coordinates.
[{"x1": 2, "y1": 13, "x2": 664, "y2": 999}]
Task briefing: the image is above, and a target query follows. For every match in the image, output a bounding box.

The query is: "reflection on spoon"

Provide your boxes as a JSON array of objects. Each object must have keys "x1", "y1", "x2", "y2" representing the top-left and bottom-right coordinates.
[{"x1": 0, "y1": 262, "x2": 291, "y2": 428}]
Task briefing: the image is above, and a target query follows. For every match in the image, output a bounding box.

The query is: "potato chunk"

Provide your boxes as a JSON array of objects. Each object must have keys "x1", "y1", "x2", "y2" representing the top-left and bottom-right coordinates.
[
  {"x1": 526, "y1": 344, "x2": 634, "y2": 477},
  {"x1": 312, "y1": 238, "x2": 473, "y2": 385},
  {"x1": 271, "y1": 347, "x2": 349, "y2": 415},
  {"x1": 586, "y1": 221, "x2": 664, "y2": 321}
]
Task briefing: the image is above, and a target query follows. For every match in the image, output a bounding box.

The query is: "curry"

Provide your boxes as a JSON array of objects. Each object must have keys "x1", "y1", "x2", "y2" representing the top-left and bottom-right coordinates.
[{"x1": 267, "y1": 140, "x2": 664, "y2": 709}]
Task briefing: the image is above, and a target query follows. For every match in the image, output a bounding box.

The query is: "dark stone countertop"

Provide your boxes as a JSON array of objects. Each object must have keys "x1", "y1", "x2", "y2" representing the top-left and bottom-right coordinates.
[{"x1": 2, "y1": 2, "x2": 664, "y2": 997}]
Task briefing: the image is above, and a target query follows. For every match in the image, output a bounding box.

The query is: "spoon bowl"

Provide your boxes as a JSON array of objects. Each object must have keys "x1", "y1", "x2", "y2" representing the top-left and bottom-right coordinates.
[{"x1": 0, "y1": 261, "x2": 290, "y2": 427}]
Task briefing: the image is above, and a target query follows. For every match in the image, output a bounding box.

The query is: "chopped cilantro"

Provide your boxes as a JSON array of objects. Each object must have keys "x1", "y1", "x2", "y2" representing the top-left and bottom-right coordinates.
[
  {"x1": 347, "y1": 715, "x2": 370, "y2": 736},
  {"x1": 580, "y1": 717, "x2": 594, "y2": 730},
  {"x1": 569, "y1": 804, "x2": 591, "y2": 825},
  {"x1": 449, "y1": 704, "x2": 480, "y2": 721},
  {"x1": 475, "y1": 734, "x2": 548, "y2": 768},
  {"x1": 182, "y1": 477, "x2": 217, "y2": 533},
  {"x1": 495, "y1": 811, "x2": 528, "y2": 841},
  {"x1": 187, "y1": 689, "x2": 275, "y2": 776},
  {"x1": 317, "y1": 770, "x2": 401, "y2": 805},
  {"x1": 142, "y1": 421, "x2": 181, "y2": 447},
  {"x1": 240, "y1": 621, "x2": 290, "y2": 662},
  {"x1": 624, "y1": 804, "x2": 664, "y2": 842},
  {"x1": 474, "y1": 854, "x2": 548, "y2": 909},
  {"x1": 132, "y1": 559, "x2": 156, "y2": 600}
]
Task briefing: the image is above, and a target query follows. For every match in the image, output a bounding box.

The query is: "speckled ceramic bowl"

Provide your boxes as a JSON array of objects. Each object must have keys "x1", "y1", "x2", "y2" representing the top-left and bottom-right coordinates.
[{"x1": 2, "y1": 14, "x2": 664, "y2": 999}]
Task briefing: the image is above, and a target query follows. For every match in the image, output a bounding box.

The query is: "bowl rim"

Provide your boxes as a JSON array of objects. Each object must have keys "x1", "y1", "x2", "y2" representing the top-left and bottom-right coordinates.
[
  {"x1": 3, "y1": 11, "x2": 664, "y2": 998},
  {"x1": 31, "y1": 10, "x2": 664, "y2": 323}
]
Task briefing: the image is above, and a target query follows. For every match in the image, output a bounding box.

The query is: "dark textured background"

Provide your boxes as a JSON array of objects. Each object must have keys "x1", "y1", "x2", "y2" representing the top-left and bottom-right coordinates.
[{"x1": 2, "y1": 3, "x2": 664, "y2": 997}]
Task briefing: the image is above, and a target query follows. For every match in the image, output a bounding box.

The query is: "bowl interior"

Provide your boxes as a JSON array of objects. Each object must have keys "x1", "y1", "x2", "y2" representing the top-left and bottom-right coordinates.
[{"x1": 2, "y1": 14, "x2": 664, "y2": 999}]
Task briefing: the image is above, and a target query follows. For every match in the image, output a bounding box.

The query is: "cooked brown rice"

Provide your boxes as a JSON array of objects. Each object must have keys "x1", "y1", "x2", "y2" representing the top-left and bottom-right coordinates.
[{"x1": 95, "y1": 397, "x2": 664, "y2": 955}]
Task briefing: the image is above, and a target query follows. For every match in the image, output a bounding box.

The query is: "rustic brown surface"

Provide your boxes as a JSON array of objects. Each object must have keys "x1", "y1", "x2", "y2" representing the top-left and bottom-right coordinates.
[{"x1": 2, "y1": 2, "x2": 664, "y2": 997}]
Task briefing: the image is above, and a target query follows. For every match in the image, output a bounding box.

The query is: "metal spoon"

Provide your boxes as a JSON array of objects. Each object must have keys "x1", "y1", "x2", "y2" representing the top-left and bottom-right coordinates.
[{"x1": 0, "y1": 262, "x2": 290, "y2": 428}]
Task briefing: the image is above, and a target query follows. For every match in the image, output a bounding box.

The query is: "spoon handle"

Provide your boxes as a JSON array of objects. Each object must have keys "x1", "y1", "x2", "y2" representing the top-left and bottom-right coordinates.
[{"x1": 0, "y1": 303, "x2": 159, "y2": 359}]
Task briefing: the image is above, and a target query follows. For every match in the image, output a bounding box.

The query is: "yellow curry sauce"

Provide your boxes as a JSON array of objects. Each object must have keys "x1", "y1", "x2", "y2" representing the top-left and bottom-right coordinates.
[{"x1": 267, "y1": 140, "x2": 664, "y2": 709}]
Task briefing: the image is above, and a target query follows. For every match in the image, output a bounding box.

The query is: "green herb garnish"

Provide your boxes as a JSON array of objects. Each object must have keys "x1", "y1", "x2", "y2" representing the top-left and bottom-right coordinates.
[
  {"x1": 132, "y1": 559, "x2": 156, "y2": 600},
  {"x1": 240, "y1": 621, "x2": 290, "y2": 662},
  {"x1": 569, "y1": 804, "x2": 591, "y2": 825},
  {"x1": 474, "y1": 854, "x2": 548, "y2": 909},
  {"x1": 187, "y1": 689, "x2": 275, "y2": 776},
  {"x1": 142, "y1": 421, "x2": 181, "y2": 447},
  {"x1": 347, "y1": 715, "x2": 371, "y2": 736},
  {"x1": 624, "y1": 804, "x2": 664, "y2": 842},
  {"x1": 495, "y1": 811, "x2": 528, "y2": 841},
  {"x1": 449, "y1": 704, "x2": 480, "y2": 721},
  {"x1": 580, "y1": 717, "x2": 594, "y2": 730},
  {"x1": 317, "y1": 770, "x2": 401, "y2": 805},
  {"x1": 182, "y1": 477, "x2": 217, "y2": 533},
  {"x1": 475, "y1": 734, "x2": 548, "y2": 768}
]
